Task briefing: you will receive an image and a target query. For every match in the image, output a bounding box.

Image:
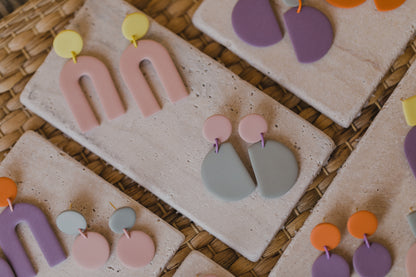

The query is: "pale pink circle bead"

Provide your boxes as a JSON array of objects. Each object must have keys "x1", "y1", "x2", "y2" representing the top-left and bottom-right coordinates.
[
  {"x1": 72, "y1": 231, "x2": 110, "y2": 269},
  {"x1": 116, "y1": 230, "x2": 155, "y2": 268},
  {"x1": 203, "y1": 115, "x2": 232, "y2": 143},
  {"x1": 238, "y1": 114, "x2": 268, "y2": 143}
]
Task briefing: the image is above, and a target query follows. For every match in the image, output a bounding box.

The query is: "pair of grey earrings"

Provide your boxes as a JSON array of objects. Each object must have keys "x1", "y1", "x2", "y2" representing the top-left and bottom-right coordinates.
[{"x1": 201, "y1": 113, "x2": 299, "y2": 201}]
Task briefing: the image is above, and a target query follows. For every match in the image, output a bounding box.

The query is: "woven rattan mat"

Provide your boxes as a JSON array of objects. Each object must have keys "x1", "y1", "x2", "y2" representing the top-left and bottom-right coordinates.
[{"x1": 0, "y1": 0, "x2": 415, "y2": 276}]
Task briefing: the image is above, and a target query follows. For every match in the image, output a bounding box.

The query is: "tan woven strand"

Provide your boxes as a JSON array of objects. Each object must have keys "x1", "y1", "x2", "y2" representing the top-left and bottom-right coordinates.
[{"x1": 0, "y1": 0, "x2": 414, "y2": 276}]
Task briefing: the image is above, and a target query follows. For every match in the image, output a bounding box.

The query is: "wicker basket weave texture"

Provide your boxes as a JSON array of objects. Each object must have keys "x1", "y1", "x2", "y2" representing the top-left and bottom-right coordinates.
[{"x1": 0, "y1": 0, "x2": 415, "y2": 276}]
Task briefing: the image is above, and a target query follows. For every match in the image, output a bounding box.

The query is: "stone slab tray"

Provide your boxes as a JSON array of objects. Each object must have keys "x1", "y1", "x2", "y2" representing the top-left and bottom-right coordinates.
[
  {"x1": 193, "y1": 0, "x2": 416, "y2": 127},
  {"x1": 173, "y1": 251, "x2": 234, "y2": 277},
  {"x1": 20, "y1": 0, "x2": 335, "y2": 261},
  {"x1": 0, "y1": 131, "x2": 184, "y2": 276},
  {"x1": 269, "y1": 59, "x2": 416, "y2": 276}
]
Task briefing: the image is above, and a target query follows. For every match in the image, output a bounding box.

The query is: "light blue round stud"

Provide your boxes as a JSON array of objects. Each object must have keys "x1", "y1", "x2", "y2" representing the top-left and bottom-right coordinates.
[
  {"x1": 109, "y1": 207, "x2": 136, "y2": 234},
  {"x1": 283, "y1": 0, "x2": 302, "y2": 7},
  {"x1": 56, "y1": 210, "x2": 87, "y2": 235}
]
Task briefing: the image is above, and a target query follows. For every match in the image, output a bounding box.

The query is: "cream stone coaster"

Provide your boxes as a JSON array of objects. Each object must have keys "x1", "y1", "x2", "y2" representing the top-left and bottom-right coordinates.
[
  {"x1": 173, "y1": 251, "x2": 234, "y2": 277},
  {"x1": 0, "y1": 131, "x2": 184, "y2": 276},
  {"x1": 193, "y1": 0, "x2": 416, "y2": 127},
  {"x1": 20, "y1": 0, "x2": 334, "y2": 261},
  {"x1": 269, "y1": 62, "x2": 416, "y2": 276}
]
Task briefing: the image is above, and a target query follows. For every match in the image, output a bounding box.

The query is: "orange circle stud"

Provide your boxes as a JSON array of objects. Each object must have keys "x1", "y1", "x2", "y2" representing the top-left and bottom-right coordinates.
[
  {"x1": 0, "y1": 177, "x2": 17, "y2": 207},
  {"x1": 325, "y1": 0, "x2": 366, "y2": 9},
  {"x1": 374, "y1": 0, "x2": 406, "y2": 11},
  {"x1": 310, "y1": 223, "x2": 341, "y2": 251},
  {"x1": 347, "y1": 210, "x2": 378, "y2": 239}
]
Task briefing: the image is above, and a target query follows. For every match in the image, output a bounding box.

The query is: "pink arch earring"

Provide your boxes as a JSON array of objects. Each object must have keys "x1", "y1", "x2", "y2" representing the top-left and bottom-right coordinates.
[
  {"x1": 201, "y1": 115, "x2": 255, "y2": 201},
  {"x1": 238, "y1": 114, "x2": 298, "y2": 198},
  {"x1": 109, "y1": 206, "x2": 155, "y2": 268},
  {"x1": 53, "y1": 30, "x2": 125, "y2": 132},
  {"x1": 56, "y1": 208, "x2": 110, "y2": 270},
  {"x1": 119, "y1": 13, "x2": 188, "y2": 117},
  {"x1": 347, "y1": 210, "x2": 392, "y2": 277}
]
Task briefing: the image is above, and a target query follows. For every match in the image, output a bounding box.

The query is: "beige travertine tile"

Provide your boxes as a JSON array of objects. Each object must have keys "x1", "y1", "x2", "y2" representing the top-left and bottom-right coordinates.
[
  {"x1": 269, "y1": 60, "x2": 416, "y2": 276},
  {"x1": 193, "y1": 0, "x2": 416, "y2": 127},
  {"x1": 0, "y1": 131, "x2": 184, "y2": 276},
  {"x1": 21, "y1": 0, "x2": 334, "y2": 261},
  {"x1": 173, "y1": 251, "x2": 234, "y2": 277}
]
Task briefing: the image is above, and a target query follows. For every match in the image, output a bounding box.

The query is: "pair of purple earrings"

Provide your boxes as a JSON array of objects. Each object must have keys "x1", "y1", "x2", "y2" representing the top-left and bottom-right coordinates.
[
  {"x1": 232, "y1": 0, "x2": 334, "y2": 63},
  {"x1": 53, "y1": 12, "x2": 188, "y2": 133},
  {"x1": 201, "y1": 113, "x2": 298, "y2": 201},
  {"x1": 311, "y1": 211, "x2": 392, "y2": 277}
]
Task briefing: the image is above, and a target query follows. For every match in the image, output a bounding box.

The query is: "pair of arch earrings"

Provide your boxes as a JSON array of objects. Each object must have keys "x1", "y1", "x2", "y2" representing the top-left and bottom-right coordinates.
[
  {"x1": 53, "y1": 12, "x2": 188, "y2": 133},
  {"x1": 201, "y1": 113, "x2": 299, "y2": 201},
  {"x1": 56, "y1": 206, "x2": 155, "y2": 270},
  {"x1": 310, "y1": 211, "x2": 392, "y2": 277}
]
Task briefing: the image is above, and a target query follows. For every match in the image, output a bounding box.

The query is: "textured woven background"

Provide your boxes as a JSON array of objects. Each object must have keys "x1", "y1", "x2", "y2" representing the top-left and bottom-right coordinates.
[{"x1": 0, "y1": 0, "x2": 415, "y2": 276}]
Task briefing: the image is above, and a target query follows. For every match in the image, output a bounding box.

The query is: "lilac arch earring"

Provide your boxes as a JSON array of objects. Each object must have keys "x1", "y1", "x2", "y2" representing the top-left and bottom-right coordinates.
[
  {"x1": 238, "y1": 114, "x2": 298, "y2": 198},
  {"x1": 53, "y1": 30, "x2": 125, "y2": 132},
  {"x1": 119, "y1": 13, "x2": 188, "y2": 117}
]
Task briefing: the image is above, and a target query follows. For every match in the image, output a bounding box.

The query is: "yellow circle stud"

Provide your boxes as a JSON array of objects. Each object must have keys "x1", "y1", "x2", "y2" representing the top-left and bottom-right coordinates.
[
  {"x1": 122, "y1": 12, "x2": 149, "y2": 46},
  {"x1": 53, "y1": 30, "x2": 83, "y2": 61}
]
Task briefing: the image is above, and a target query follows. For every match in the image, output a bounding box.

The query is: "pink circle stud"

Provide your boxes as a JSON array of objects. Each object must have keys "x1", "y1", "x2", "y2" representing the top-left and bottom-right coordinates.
[
  {"x1": 238, "y1": 114, "x2": 268, "y2": 143},
  {"x1": 72, "y1": 231, "x2": 110, "y2": 269},
  {"x1": 203, "y1": 115, "x2": 232, "y2": 144},
  {"x1": 116, "y1": 230, "x2": 155, "y2": 268}
]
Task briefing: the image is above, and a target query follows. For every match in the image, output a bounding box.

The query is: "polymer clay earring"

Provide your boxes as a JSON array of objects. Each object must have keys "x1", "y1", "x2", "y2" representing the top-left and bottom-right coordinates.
[
  {"x1": 232, "y1": 0, "x2": 333, "y2": 63},
  {"x1": 283, "y1": 1, "x2": 334, "y2": 63},
  {"x1": 56, "y1": 209, "x2": 110, "y2": 270},
  {"x1": 347, "y1": 210, "x2": 392, "y2": 277},
  {"x1": 53, "y1": 30, "x2": 125, "y2": 132},
  {"x1": 109, "y1": 206, "x2": 155, "y2": 268},
  {"x1": 0, "y1": 177, "x2": 66, "y2": 277},
  {"x1": 238, "y1": 114, "x2": 298, "y2": 198},
  {"x1": 402, "y1": 96, "x2": 416, "y2": 178},
  {"x1": 325, "y1": 0, "x2": 406, "y2": 12},
  {"x1": 201, "y1": 115, "x2": 255, "y2": 201},
  {"x1": 310, "y1": 222, "x2": 350, "y2": 277},
  {"x1": 406, "y1": 210, "x2": 416, "y2": 276},
  {"x1": 119, "y1": 12, "x2": 188, "y2": 117}
]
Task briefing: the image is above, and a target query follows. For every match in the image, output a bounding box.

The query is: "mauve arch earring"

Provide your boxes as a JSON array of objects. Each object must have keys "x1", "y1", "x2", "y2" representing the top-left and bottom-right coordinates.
[
  {"x1": 119, "y1": 13, "x2": 188, "y2": 117},
  {"x1": 53, "y1": 30, "x2": 125, "y2": 132},
  {"x1": 238, "y1": 114, "x2": 298, "y2": 198},
  {"x1": 0, "y1": 258, "x2": 14, "y2": 277},
  {"x1": 201, "y1": 115, "x2": 255, "y2": 201}
]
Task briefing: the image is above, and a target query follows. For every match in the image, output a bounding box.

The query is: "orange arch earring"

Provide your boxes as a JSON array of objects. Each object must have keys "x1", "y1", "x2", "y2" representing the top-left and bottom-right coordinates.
[
  {"x1": 119, "y1": 13, "x2": 188, "y2": 117},
  {"x1": 54, "y1": 30, "x2": 125, "y2": 132}
]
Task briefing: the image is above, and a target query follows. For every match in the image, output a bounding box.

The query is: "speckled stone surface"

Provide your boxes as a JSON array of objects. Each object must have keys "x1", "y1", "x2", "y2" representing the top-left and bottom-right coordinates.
[
  {"x1": 20, "y1": 0, "x2": 334, "y2": 261},
  {"x1": 173, "y1": 251, "x2": 234, "y2": 277},
  {"x1": 0, "y1": 131, "x2": 184, "y2": 276},
  {"x1": 193, "y1": 0, "x2": 416, "y2": 127},
  {"x1": 269, "y1": 60, "x2": 416, "y2": 276}
]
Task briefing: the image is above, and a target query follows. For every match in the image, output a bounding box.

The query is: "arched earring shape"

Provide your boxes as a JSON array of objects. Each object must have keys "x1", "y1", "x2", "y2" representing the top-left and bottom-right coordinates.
[
  {"x1": 0, "y1": 177, "x2": 66, "y2": 277},
  {"x1": 238, "y1": 114, "x2": 298, "y2": 198},
  {"x1": 54, "y1": 30, "x2": 125, "y2": 132},
  {"x1": 231, "y1": 0, "x2": 283, "y2": 47},
  {"x1": 201, "y1": 115, "x2": 255, "y2": 201},
  {"x1": 404, "y1": 126, "x2": 416, "y2": 178},
  {"x1": 109, "y1": 207, "x2": 155, "y2": 268},
  {"x1": 310, "y1": 222, "x2": 350, "y2": 277},
  {"x1": 119, "y1": 13, "x2": 188, "y2": 117},
  {"x1": 406, "y1": 210, "x2": 416, "y2": 276},
  {"x1": 283, "y1": 6, "x2": 334, "y2": 63},
  {"x1": 0, "y1": 259, "x2": 15, "y2": 277},
  {"x1": 56, "y1": 209, "x2": 110, "y2": 270},
  {"x1": 347, "y1": 211, "x2": 392, "y2": 277}
]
